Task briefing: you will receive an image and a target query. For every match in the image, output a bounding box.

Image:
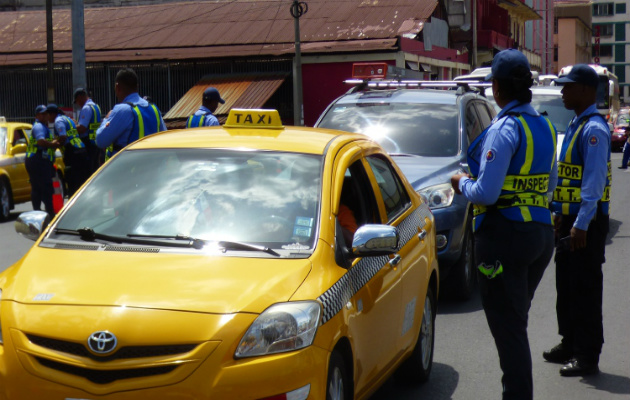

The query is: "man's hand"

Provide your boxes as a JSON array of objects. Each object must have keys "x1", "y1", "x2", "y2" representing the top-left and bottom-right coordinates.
[
  {"x1": 450, "y1": 173, "x2": 470, "y2": 195},
  {"x1": 570, "y1": 226, "x2": 587, "y2": 251}
]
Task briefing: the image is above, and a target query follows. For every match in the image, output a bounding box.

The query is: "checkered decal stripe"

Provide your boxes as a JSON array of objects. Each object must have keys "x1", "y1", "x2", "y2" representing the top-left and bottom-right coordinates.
[
  {"x1": 318, "y1": 255, "x2": 389, "y2": 324},
  {"x1": 317, "y1": 203, "x2": 432, "y2": 324}
]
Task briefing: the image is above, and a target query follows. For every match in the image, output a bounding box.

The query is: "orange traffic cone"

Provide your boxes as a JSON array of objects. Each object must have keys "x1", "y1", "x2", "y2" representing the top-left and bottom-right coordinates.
[{"x1": 52, "y1": 177, "x2": 64, "y2": 214}]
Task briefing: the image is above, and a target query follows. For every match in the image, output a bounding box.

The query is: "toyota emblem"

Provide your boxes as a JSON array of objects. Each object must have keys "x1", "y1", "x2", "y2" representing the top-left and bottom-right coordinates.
[{"x1": 87, "y1": 331, "x2": 118, "y2": 354}]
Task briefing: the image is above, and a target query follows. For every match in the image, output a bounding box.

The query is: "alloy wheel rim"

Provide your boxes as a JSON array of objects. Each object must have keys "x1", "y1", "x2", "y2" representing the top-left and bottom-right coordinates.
[{"x1": 328, "y1": 366, "x2": 344, "y2": 400}]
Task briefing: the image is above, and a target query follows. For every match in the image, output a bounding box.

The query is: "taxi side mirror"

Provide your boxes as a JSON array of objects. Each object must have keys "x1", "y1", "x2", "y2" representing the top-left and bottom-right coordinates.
[
  {"x1": 15, "y1": 211, "x2": 50, "y2": 241},
  {"x1": 351, "y1": 224, "x2": 399, "y2": 257}
]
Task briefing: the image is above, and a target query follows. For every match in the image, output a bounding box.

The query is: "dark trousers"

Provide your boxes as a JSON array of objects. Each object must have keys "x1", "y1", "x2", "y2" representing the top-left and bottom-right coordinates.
[
  {"x1": 81, "y1": 137, "x2": 102, "y2": 175},
  {"x1": 25, "y1": 154, "x2": 55, "y2": 217},
  {"x1": 555, "y1": 214, "x2": 608, "y2": 364},
  {"x1": 476, "y1": 212, "x2": 554, "y2": 400},
  {"x1": 622, "y1": 141, "x2": 630, "y2": 168},
  {"x1": 63, "y1": 146, "x2": 90, "y2": 197}
]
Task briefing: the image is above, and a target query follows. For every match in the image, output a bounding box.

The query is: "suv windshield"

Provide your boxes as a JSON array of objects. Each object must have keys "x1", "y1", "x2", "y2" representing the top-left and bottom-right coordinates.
[
  {"x1": 53, "y1": 149, "x2": 322, "y2": 254},
  {"x1": 530, "y1": 95, "x2": 574, "y2": 133},
  {"x1": 318, "y1": 103, "x2": 459, "y2": 156}
]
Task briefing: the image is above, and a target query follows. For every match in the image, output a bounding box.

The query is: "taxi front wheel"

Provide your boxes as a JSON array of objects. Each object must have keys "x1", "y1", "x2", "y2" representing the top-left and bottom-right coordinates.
[
  {"x1": 395, "y1": 286, "x2": 435, "y2": 384},
  {"x1": 0, "y1": 178, "x2": 11, "y2": 221},
  {"x1": 327, "y1": 351, "x2": 351, "y2": 400}
]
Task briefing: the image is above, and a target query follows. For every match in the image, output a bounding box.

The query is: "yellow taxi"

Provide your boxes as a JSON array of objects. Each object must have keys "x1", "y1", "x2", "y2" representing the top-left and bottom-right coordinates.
[
  {"x1": 2, "y1": 109, "x2": 438, "y2": 399},
  {"x1": 0, "y1": 117, "x2": 65, "y2": 220}
]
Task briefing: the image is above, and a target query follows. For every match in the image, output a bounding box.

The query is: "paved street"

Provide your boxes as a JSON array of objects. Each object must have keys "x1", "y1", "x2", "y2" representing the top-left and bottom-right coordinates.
[{"x1": 1, "y1": 153, "x2": 629, "y2": 399}]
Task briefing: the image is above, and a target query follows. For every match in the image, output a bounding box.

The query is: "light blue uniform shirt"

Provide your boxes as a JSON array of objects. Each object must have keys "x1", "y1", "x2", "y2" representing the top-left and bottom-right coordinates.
[
  {"x1": 562, "y1": 104, "x2": 610, "y2": 231},
  {"x1": 459, "y1": 100, "x2": 558, "y2": 205},
  {"x1": 32, "y1": 120, "x2": 49, "y2": 141},
  {"x1": 95, "y1": 93, "x2": 167, "y2": 150},
  {"x1": 53, "y1": 114, "x2": 68, "y2": 138},
  {"x1": 193, "y1": 106, "x2": 220, "y2": 127},
  {"x1": 77, "y1": 99, "x2": 98, "y2": 138}
]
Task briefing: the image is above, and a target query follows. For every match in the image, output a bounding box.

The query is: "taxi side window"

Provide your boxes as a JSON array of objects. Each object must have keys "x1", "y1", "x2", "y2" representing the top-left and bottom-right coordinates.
[
  {"x1": 13, "y1": 129, "x2": 27, "y2": 146},
  {"x1": 342, "y1": 161, "x2": 380, "y2": 228},
  {"x1": 365, "y1": 155, "x2": 410, "y2": 222}
]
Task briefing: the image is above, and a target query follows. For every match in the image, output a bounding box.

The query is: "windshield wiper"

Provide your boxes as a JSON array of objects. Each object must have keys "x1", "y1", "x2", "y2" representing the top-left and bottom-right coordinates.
[
  {"x1": 127, "y1": 233, "x2": 205, "y2": 249},
  {"x1": 54, "y1": 228, "x2": 204, "y2": 249},
  {"x1": 55, "y1": 227, "x2": 124, "y2": 243},
  {"x1": 218, "y1": 240, "x2": 280, "y2": 257},
  {"x1": 389, "y1": 153, "x2": 420, "y2": 157}
]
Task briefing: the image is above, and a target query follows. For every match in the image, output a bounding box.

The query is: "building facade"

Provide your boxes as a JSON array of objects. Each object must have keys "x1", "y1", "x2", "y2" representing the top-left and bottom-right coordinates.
[
  {"x1": 553, "y1": 1, "x2": 592, "y2": 74},
  {"x1": 591, "y1": 0, "x2": 629, "y2": 104}
]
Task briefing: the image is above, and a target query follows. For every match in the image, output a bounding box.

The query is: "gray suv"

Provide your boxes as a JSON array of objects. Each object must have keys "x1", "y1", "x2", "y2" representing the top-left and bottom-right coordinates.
[{"x1": 316, "y1": 83, "x2": 496, "y2": 300}]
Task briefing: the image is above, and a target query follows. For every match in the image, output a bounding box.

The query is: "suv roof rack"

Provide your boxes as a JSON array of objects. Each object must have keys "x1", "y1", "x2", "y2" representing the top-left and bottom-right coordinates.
[{"x1": 345, "y1": 79, "x2": 491, "y2": 95}]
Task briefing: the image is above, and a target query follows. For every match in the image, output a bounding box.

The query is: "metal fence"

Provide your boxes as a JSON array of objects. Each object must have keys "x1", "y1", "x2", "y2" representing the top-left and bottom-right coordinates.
[{"x1": 0, "y1": 58, "x2": 293, "y2": 123}]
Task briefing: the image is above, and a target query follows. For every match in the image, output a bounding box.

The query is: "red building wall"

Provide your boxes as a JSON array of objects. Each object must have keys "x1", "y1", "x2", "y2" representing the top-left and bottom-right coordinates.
[{"x1": 302, "y1": 60, "x2": 395, "y2": 127}]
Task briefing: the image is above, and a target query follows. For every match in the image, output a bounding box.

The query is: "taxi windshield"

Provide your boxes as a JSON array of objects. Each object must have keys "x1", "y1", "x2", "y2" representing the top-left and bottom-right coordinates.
[
  {"x1": 53, "y1": 149, "x2": 322, "y2": 255},
  {"x1": 318, "y1": 103, "x2": 459, "y2": 156},
  {"x1": 0, "y1": 127, "x2": 7, "y2": 155}
]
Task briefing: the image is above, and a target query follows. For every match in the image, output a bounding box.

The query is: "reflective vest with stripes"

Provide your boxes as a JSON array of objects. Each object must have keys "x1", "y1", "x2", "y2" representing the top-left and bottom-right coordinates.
[
  {"x1": 467, "y1": 112, "x2": 557, "y2": 232},
  {"x1": 26, "y1": 120, "x2": 56, "y2": 162},
  {"x1": 186, "y1": 112, "x2": 208, "y2": 128},
  {"x1": 551, "y1": 113, "x2": 611, "y2": 216},
  {"x1": 87, "y1": 103, "x2": 103, "y2": 143},
  {"x1": 106, "y1": 102, "x2": 162, "y2": 160},
  {"x1": 59, "y1": 115, "x2": 85, "y2": 150}
]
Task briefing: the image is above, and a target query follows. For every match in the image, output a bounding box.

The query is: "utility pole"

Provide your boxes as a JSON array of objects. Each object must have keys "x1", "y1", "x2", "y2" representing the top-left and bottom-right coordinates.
[
  {"x1": 290, "y1": 1, "x2": 307, "y2": 126},
  {"x1": 46, "y1": 0, "x2": 55, "y2": 103},
  {"x1": 72, "y1": 0, "x2": 87, "y2": 110},
  {"x1": 472, "y1": 0, "x2": 477, "y2": 70}
]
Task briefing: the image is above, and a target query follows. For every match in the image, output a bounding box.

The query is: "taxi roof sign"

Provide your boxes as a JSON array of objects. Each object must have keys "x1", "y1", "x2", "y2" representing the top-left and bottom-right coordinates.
[{"x1": 224, "y1": 109, "x2": 284, "y2": 129}]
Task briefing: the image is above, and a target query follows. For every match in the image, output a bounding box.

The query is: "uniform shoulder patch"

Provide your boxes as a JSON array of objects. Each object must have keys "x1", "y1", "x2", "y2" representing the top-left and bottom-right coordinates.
[
  {"x1": 588, "y1": 135, "x2": 599, "y2": 147},
  {"x1": 485, "y1": 149, "x2": 496, "y2": 163}
]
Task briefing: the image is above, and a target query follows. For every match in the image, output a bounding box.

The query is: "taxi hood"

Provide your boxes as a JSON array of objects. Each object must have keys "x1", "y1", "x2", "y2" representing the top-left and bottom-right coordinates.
[{"x1": 3, "y1": 246, "x2": 312, "y2": 314}]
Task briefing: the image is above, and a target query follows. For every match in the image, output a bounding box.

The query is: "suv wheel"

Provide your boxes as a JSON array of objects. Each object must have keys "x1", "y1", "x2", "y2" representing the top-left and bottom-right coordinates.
[{"x1": 449, "y1": 221, "x2": 476, "y2": 301}]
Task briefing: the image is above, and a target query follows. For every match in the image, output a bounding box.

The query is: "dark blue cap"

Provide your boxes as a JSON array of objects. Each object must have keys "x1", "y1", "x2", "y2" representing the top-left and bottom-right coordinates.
[
  {"x1": 485, "y1": 49, "x2": 531, "y2": 81},
  {"x1": 46, "y1": 103, "x2": 60, "y2": 114},
  {"x1": 203, "y1": 87, "x2": 225, "y2": 104},
  {"x1": 73, "y1": 87, "x2": 87, "y2": 99},
  {"x1": 554, "y1": 64, "x2": 598, "y2": 88},
  {"x1": 35, "y1": 104, "x2": 47, "y2": 114}
]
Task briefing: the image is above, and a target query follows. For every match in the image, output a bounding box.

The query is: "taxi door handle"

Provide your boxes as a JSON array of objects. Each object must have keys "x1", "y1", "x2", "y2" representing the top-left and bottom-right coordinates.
[
  {"x1": 389, "y1": 254, "x2": 401, "y2": 268},
  {"x1": 418, "y1": 229, "x2": 427, "y2": 240}
]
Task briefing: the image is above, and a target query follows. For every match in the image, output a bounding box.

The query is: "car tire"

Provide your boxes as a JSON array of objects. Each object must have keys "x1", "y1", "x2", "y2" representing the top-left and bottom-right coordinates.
[
  {"x1": 449, "y1": 221, "x2": 476, "y2": 301},
  {"x1": 326, "y1": 351, "x2": 351, "y2": 400},
  {"x1": 0, "y1": 178, "x2": 11, "y2": 221},
  {"x1": 395, "y1": 286, "x2": 435, "y2": 384}
]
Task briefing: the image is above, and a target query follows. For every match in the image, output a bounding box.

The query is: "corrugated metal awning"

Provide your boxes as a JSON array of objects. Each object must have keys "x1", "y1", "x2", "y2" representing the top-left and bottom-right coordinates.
[{"x1": 164, "y1": 74, "x2": 288, "y2": 121}]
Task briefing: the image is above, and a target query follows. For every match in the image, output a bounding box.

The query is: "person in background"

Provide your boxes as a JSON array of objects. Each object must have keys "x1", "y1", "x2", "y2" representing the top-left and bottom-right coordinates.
[
  {"x1": 74, "y1": 87, "x2": 103, "y2": 173},
  {"x1": 95, "y1": 68, "x2": 166, "y2": 161},
  {"x1": 46, "y1": 104, "x2": 90, "y2": 197},
  {"x1": 186, "y1": 87, "x2": 225, "y2": 128},
  {"x1": 25, "y1": 105, "x2": 61, "y2": 217},
  {"x1": 451, "y1": 49, "x2": 558, "y2": 400},
  {"x1": 543, "y1": 64, "x2": 611, "y2": 377},
  {"x1": 618, "y1": 125, "x2": 630, "y2": 169}
]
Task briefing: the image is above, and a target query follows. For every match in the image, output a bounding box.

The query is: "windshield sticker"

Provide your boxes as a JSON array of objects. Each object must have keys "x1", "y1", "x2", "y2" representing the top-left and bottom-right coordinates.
[
  {"x1": 295, "y1": 216, "x2": 313, "y2": 227},
  {"x1": 293, "y1": 217, "x2": 313, "y2": 237}
]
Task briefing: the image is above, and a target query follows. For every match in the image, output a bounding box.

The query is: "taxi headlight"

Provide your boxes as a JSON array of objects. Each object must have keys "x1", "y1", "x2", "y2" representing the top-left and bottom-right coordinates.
[
  {"x1": 235, "y1": 301, "x2": 321, "y2": 359},
  {"x1": 418, "y1": 183, "x2": 455, "y2": 209}
]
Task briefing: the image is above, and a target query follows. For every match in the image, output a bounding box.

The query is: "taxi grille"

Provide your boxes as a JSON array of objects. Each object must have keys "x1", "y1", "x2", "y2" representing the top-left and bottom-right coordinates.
[
  {"x1": 27, "y1": 334, "x2": 197, "y2": 362},
  {"x1": 35, "y1": 357, "x2": 177, "y2": 384}
]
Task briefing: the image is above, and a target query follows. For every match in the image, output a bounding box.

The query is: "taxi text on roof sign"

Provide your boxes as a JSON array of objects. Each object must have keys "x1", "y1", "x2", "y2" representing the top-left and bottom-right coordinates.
[{"x1": 224, "y1": 109, "x2": 284, "y2": 129}]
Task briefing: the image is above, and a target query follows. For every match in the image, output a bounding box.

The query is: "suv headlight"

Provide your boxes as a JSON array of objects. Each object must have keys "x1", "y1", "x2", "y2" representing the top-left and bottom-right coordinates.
[
  {"x1": 235, "y1": 301, "x2": 321, "y2": 358},
  {"x1": 418, "y1": 183, "x2": 455, "y2": 209}
]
